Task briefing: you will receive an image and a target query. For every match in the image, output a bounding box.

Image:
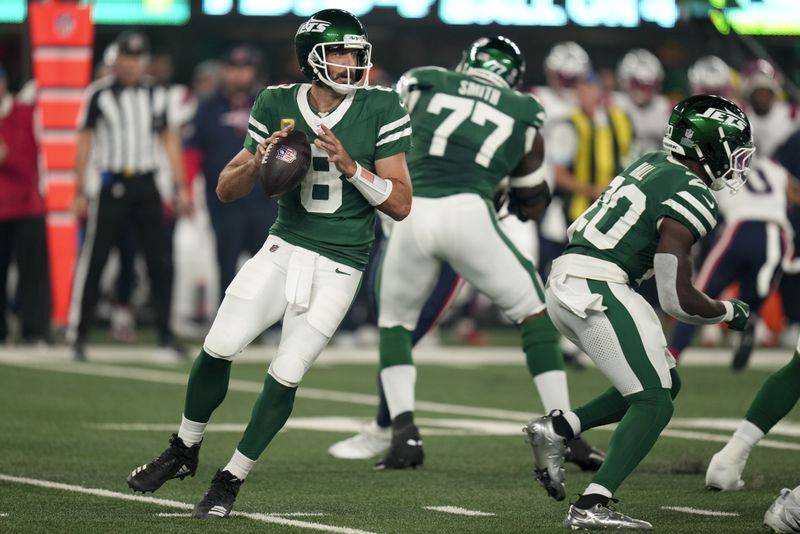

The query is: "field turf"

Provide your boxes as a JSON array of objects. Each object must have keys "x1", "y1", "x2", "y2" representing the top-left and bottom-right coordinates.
[{"x1": 1, "y1": 346, "x2": 798, "y2": 533}]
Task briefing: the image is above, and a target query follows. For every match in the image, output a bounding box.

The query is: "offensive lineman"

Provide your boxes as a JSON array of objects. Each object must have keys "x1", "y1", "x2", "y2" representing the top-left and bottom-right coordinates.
[
  {"x1": 527, "y1": 95, "x2": 754, "y2": 529},
  {"x1": 126, "y1": 9, "x2": 413, "y2": 517},
  {"x1": 373, "y1": 36, "x2": 588, "y2": 469}
]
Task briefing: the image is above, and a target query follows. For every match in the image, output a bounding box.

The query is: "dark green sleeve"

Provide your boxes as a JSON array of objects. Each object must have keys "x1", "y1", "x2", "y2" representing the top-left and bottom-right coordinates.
[
  {"x1": 243, "y1": 89, "x2": 270, "y2": 154},
  {"x1": 375, "y1": 90, "x2": 412, "y2": 161}
]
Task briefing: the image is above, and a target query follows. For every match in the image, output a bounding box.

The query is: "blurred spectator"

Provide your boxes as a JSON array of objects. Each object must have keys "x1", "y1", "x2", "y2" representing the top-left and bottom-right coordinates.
[
  {"x1": 0, "y1": 64, "x2": 51, "y2": 344},
  {"x1": 186, "y1": 46, "x2": 277, "y2": 302},
  {"x1": 614, "y1": 49, "x2": 672, "y2": 163},
  {"x1": 69, "y1": 31, "x2": 191, "y2": 360},
  {"x1": 192, "y1": 60, "x2": 222, "y2": 102}
]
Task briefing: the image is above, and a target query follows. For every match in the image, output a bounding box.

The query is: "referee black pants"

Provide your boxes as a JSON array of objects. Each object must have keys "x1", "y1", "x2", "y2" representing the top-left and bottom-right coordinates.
[
  {"x1": 70, "y1": 172, "x2": 173, "y2": 344},
  {"x1": 0, "y1": 215, "x2": 51, "y2": 342}
]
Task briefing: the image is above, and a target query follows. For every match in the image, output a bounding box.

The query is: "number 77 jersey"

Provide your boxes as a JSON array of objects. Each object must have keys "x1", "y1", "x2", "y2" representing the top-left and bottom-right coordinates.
[
  {"x1": 401, "y1": 66, "x2": 545, "y2": 201},
  {"x1": 566, "y1": 151, "x2": 720, "y2": 285}
]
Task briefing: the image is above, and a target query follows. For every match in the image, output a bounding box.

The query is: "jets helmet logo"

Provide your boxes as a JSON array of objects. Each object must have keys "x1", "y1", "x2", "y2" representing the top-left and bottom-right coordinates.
[
  {"x1": 297, "y1": 17, "x2": 331, "y2": 34},
  {"x1": 699, "y1": 107, "x2": 747, "y2": 131}
]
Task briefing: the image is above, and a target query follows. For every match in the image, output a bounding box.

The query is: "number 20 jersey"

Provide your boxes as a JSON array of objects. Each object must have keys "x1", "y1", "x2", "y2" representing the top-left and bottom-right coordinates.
[
  {"x1": 243, "y1": 83, "x2": 411, "y2": 270},
  {"x1": 403, "y1": 67, "x2": 545, "y2": 201},
  {"x1": 565, "y1": 151, "x2": 720, "y2": 284}
]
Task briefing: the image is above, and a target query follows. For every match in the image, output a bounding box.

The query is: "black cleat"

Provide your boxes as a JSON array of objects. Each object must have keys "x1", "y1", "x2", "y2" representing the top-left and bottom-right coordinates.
[
  {"x1": 566, "y1": 437, "x2": 605, "y2": 471},
  {"x1": 127, "y1": 433, "x2": 200, "y2": 493},
  {"x1": 193, "y1": 470, "x2": 243, "y2": 519},
  {"x1": 375, "y1": 422, "x2": 424, "y2": 469},
  {"x1": 731, "y1": 317, "x2": 756, "y2": 372}
]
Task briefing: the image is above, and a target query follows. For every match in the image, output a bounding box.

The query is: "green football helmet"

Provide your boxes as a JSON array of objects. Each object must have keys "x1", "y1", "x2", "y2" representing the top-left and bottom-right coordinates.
[
  {"x1": 295, "y1": 9, "x2": 372, "y2": 95},
  {"x1": 662, "y1": 94, "x2": 754, "y2": 192},
  {"x1": 456, "y1": 36, "x2": 525, "y2": 89}
]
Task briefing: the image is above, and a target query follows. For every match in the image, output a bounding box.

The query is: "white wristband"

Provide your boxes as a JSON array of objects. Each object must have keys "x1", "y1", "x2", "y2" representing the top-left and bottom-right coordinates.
[
  {"x1": 722, "y1": 300, "x2": 734, "y2": 323},
  {"x1": 347, "y1": 162, "x2": 393, "y2": 207}
]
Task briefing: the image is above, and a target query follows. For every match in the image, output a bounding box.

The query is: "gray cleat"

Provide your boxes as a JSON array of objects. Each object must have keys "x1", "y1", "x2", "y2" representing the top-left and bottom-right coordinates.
[
  {"x1": 523, "y1": 413, "x2": 568, "y2": 501},
  {"x1": 564, "y1": 503, "x2": 653, "y2": 530}
]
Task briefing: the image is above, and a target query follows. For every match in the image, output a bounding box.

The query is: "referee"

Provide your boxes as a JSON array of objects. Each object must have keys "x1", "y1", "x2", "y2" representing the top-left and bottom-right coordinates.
[{"x1": 69, "y1": 31, "x2": 191, "y2": 360}]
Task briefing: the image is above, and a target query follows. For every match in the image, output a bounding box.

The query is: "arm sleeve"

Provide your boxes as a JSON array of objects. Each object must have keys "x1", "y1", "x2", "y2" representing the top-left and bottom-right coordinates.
[
  {"x1": 243, "y1": 89, "x2": 269, "y2": 155},
  {"x1": 375, "y1": 91, "x2": 412, "y2": 161},
  {"x1": 76, "y1": 87, "x2": 101, "y2": 130},
  {"x1": 658, "y1": 185, "x2": 718, "y2": 242}
]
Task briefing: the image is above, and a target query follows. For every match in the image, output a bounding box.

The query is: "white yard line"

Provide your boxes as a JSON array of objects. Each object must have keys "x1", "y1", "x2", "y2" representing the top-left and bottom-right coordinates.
[
  {"x1": 424, "y1": 506, "x2": 495, "y2": 517},
  {"x1": 0, "y1": 474, "x2": 375, "y2": 534},
  {"x1": 0, "y1": 345, "x2": 791, "y2": 369},
  {"x1": 156, "y1": 511, "x2": 325, "y2": 518},
  {"x1": 5, "y1": 359, "x2": 800, "y2": 450},
  {"x1": 0, "y1": 513, "x2": 8, "y2": 517},
  {"x1": 661, "y1": 506, "x2": 739, "y2": 517}
]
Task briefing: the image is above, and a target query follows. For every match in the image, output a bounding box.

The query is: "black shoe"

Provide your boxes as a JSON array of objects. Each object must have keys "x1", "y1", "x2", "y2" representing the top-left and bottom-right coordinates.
[
  {"x1": 565, "y1": 437, "x2": 605, "y2": 471},
  {"x1": 375, "y1": 423, "x2": 424, "y2": 469},
  {"x1": 72, "y1": 340, "x2": 87, "y2": 362},
  {"x1": 193, "y1": 470, "x2": 244, "y2": 519},
  {"x1": 732, "y1": 317, "x2": 756, "y2": 371},
  {"x1": 127, "y1": 433, "x2": 200, "y2": 493}
]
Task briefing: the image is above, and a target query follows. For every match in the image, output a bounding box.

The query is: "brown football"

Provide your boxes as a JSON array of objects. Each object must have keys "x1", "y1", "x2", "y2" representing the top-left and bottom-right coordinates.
[{"x1": 259, "y1": 129, "x2": 312, "y2": 198}]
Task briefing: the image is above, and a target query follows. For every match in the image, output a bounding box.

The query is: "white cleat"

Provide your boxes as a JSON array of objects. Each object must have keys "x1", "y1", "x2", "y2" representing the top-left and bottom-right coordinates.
[
  {"x1": 564, "y1": 503, "x2": 653, "y2": 530},
  {"x1": 764, "y1": 486, "x2": 800, "y2": 532},
  {"x1": 328, "y1": 421, "x2": 392, "y2": 460},
  {"x1": 705, "y1": 450, "x2": 746, "y2": 491}
]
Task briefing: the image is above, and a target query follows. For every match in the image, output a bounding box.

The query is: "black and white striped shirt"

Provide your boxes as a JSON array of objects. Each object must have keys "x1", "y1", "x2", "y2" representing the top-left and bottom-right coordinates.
[{"x1": 77, "y1": 76, "x2": 168, "y2": 174}]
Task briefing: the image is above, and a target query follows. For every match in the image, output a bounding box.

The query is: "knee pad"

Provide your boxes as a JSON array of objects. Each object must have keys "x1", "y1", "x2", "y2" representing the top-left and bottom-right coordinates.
[
  {"x1": 268, "y1": 356, "x2": 306, "y2": 388},
  {"x1": 203, "y1": 327, "x2": 243, "y2": 360}
]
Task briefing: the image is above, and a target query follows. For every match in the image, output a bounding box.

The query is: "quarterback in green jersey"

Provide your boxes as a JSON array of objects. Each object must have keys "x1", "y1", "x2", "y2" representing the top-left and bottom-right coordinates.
[
  {"x1": 126, "y1": 9, "x2": 412, "y2": 518},
  {"x1": 373, "y1": 36, "x2": 591, "y2": 470},
  {"x1": 526, "y1": 95, "x2": 754, "y2": 530}
]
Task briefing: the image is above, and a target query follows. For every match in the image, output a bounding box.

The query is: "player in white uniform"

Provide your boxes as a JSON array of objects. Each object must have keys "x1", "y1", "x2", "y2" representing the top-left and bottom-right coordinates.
[
  {"x1": 668, "y1": 157, "x2": 791, "y2": 369},
  {"x1": 741, "y1": 59, "x2": 798, "y2": 159},
  {"x1": 689, "y1": 55, "x2": 736, "y2": 101},
  {"x1": 613, "y1": 49, "x2": 672, "y2": 164}
]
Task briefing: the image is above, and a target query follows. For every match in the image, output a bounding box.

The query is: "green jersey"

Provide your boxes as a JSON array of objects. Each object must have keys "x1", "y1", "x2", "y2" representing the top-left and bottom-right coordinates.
[
  {"x1": 565, "y1": 151, "x2": 719, "y2": 284},
  {"x1": 244, "y1": 83, "x2": 411, "y2": 270},
  {"x1": 403, "y1": 67, "x2": 545, "y2": 200}
]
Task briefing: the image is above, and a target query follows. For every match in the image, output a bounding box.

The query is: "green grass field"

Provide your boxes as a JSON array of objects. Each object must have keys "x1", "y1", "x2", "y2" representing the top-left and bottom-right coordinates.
[{"x1": 1, "y1": 346, "x2": 798, "y2": 533}]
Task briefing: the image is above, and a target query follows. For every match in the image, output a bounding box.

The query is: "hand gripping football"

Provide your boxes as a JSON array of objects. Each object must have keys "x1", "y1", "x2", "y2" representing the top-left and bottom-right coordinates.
[{"x1": 259, "y1": 129, "x2": 312, "y2": 198}]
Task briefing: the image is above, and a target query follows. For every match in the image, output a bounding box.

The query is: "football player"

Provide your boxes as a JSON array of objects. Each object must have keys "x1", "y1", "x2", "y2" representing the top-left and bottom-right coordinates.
[
  {"x1": 126, "y1": 9, "x2": 413, "y2": 518},
  {"x1": 741, "y1": 59, "x2": 798, "y2": 159},
  {"x1": 527, "y1": 95, "x2": 754, "y2": 529},
  {"x1": 689, "y1": 55, "x2": 736, "y2": 101},
  {"x1": 668, "y1": 155, "x2": 790, "y2": 370},
  {"x1": 613, "y1": 49, "x2": 672, "y2": 163},
  {"x1": 372, "y1": 36, "x2": 594, "y2": 470},
  {"x1": 705, "y1": 335, "x2": 800, "y2": 491}
]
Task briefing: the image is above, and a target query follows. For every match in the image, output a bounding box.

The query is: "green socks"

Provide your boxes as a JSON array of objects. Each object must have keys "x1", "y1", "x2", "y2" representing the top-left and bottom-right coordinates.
[
  {"x1": 745, "y1": 353, "x2": 800, "y2": 434},
  {"x1": 379, "y1": 325, "x2": 413, "y2": 368},
  {"x1": 183, "y1": 350, "x2": 232, "y2": 423},
  {"x1": 591, "y1": 388, "x2": 674, "y2": 493},
  {"x1": 237, "y1": 374, "x2": 297, "y2": 460},
  {"x1": 521, "y1": 314, "x2": 564, "y2": 376},
  {"x1": 575, "y1": 368, "x2": 681, "y2": 431}
]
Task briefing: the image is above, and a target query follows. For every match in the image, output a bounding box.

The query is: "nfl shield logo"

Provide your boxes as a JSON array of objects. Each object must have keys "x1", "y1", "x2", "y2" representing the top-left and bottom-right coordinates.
[
  {"x1": 270, "y1": 244, "x2": 279, "y2": 252},
  {"x1": 276, "y1": 145, "x2": 297, "y2": 164}
]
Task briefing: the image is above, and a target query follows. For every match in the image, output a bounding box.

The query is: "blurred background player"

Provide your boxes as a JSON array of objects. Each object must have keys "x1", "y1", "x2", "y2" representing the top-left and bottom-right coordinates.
[
  {"x1": 688, "y1": 55, "x2": 736, "y2": 101},
  {"x1": 0, "y1": 63, "x2": 51, "y2": 345},
  {"x1": 741, "y1": 59, "x2": 798, "y2": 159},
  {"x1": 614, "y1": 49, "x2": 672, "y2": 163}
]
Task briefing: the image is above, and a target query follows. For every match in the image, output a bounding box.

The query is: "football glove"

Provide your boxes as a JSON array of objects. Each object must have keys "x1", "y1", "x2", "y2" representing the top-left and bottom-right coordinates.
[
  {"x1": 725, "y1": 298, "x2": 750, "y2": 331},
  {"x1": 508, "y1": 184, "x2": 551, "y2": 222}
]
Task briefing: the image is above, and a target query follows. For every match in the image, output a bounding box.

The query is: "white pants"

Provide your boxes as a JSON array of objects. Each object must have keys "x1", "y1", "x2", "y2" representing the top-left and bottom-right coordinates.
[
  {"x1": 546, "y1": 274, "x2": 675, "y2": 396},
  {"x1": 204, "y1": 235, "x2": 362, "y2": 387},
  {"x1": 379, "y1": 194, "x2": 546, "y2": 331}
]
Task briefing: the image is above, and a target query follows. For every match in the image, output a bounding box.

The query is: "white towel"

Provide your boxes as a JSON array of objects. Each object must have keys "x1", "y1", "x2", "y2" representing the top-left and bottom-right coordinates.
[
  {"x1": 549, "y1": 274, "x2": 606, "y2": 319},
  {"x1": 285, "y1": 247, "x2": 318, "y2": 312}
]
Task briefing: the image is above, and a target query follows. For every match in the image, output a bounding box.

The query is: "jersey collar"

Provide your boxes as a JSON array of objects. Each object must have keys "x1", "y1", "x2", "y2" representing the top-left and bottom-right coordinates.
[{"x1": 296, "y1": 83, "x2": 354, "y2": 133}]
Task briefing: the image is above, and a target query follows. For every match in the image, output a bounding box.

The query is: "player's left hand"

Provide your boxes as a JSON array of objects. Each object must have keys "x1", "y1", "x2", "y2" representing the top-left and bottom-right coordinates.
[
  {"x1": 314, "y1": 124, "x2": 357, "y2": 178},
  {"x1": 176, "y1": 184, "x2": 195, "y2": 217}
]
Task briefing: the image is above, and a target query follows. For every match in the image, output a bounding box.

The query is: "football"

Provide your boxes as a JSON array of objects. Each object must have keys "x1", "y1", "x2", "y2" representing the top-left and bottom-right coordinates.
[{"x1": 259, "y1": 129, "x2": 312, "y2": 198}]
